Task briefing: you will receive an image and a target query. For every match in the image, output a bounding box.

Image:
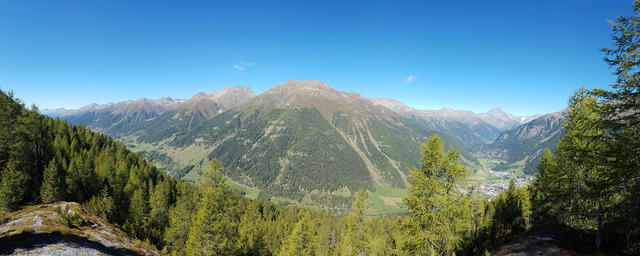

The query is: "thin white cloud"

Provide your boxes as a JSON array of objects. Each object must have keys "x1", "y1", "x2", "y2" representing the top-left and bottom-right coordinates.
[
  {"x1": 233, "y1": 64, "x2": 245, "y2": 71},
  {"x1": 406, "y1": 75, "x2": 418, "y2": 84},
  {"x1": 233, "y1": 60, "x2": 255, "y2": 71}
]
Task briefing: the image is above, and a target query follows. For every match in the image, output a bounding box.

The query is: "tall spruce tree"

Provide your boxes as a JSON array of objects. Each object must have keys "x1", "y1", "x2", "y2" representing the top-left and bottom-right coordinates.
[
  {"x1": 40, "y1": 158, "x2": 63, "y2": 203},
  {"x1": 278, "y1": 213, "x2": 315, "y2": 256},
  {"x1": 402, "y1": 134, "x2": 469, "y2": 255},
  {"x1": 340, "y1": 188, "x2": 370, "y2": 256},
  {"x1": 591, "y1": 1, "x2": 640, "y2": 251},
  {"x1": 185, "y1": 159, "x2": 240, "y2": 256}
]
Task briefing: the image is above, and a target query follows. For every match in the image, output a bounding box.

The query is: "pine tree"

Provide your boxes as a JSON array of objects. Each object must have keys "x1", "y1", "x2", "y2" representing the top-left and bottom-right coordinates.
[
  {"x1": 402, "y1": 134, "x2": 469, "y2": 255},
  {"x1": 164, "y1": 184, "x2": 198, "y2": 254},
  {"x1": 149, "y1": 178, "x2": 172, "y2": 246},
  {"x1": 278, "y1": 213, "x2": 315, "y2": 256},
  {"x1": 0, "y1": 160, "x2": 27, "y2": 212},
  {"x1": 340, "y1": 188, "x2": 369, "y2": 256},
  {"x1": 592, "y1": 2, "x2": 640, "y2": 251},
  {"x1": 127, "y1": 187, "x2": 150, "y2": 239},
  {"x1": 491, "y1": 180, "x2": 531, "y2": 243},
  {"x1": 238, "y1": 201, "x2": 265, "y2": 255},
  {"x1": 185, "y1": 186, "x2": 240, "y2": 256},
  {"x1": 201, "y1": 158, "x2": 226, "y2": 189},
  {"x1": 530, "y1": 148, "x2": 560, "y2": 224},
  {"x1": 186, "y1": 158, "x2": 240, "y2": 256},
  {"x1": 40, "y1": 158, "x2": 63, "y2": 203}
]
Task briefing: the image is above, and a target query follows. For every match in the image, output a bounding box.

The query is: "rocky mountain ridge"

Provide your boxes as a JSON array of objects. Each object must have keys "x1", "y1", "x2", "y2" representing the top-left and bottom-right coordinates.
[{"x1": 50, "y1": 79, "x2": 561, "y2": 208}]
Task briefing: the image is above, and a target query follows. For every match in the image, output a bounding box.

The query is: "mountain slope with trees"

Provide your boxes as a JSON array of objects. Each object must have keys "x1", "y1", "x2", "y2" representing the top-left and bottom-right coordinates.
[
  {"x1": 3, "y1": 77, "x2": 638, "y2": 254},
  {"x1": 472, "y1": 111, "x2": 566, "y2": 174},
  {"x1": 59, "y1": 79, "x2": 481, "y2": 210},
  {"x1": 370, "y1": 97, "x2": 541, "y2": 149},
  {"x1": 138, "y1": 79, "x2": 479, "y2": 209}
]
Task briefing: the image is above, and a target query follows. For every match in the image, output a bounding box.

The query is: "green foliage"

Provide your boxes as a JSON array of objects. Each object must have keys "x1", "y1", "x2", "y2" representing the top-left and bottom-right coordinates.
[
  {"x1": 57, "y1": 205, "x2": 84, "y2": 227},
  {"x1": 0, "y1": 160, "x2": 27, "y2": 213},
  {"x1": 402, "y1": 134, "x2": 470, "y2": 255},
  {"x1": 339, "y1": 188, "x2": 370, "y2": 255},
  {"x1": 490, "y1": 180, "x2": 531, "y2": 244},
  {"x1": 185, "y1": 186, "x2": 240, "y2": 256},
  {"x1": 474, "y1": 112, "x2": 564, "y2": 175},
  {"x1": 532, "y1": 49, "x2": 640, "y2": 253},
  {"x1": 127, "y1": 187, "x2": 150, "y2": 239},
  {"x1": 591, "y1": 2, "x2": 640, "y2": 252},
  {"x1": 40, "y1": 159, "x2": 63, "y2": 203},
  {"x1": 278, "y1": 213, "x2": 315, "y2": 256},
  {"x1": 200, "y1": 158, "x2": 227, "y2": 189},
  {"x1": 83, "y1": 187, "x2": 116, "y2": 222},
  {"x1": 532, "y1": 87, "x2": 607, "y2": 228},
  {"x1": 238, "y1": 201, "x2": 266, "y2": 255},
  {"x1": 5, "y1": 89, "x2": 607, "y2": 255},
  {"x1": 164, "y1": 183, "x2": 198, "y2": 254}
]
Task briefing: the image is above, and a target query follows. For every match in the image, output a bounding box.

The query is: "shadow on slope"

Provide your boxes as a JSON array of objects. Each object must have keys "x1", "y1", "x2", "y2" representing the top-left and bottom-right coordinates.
[{"x1": 0, "y1": 231, "x2": 140, "y2": 255}]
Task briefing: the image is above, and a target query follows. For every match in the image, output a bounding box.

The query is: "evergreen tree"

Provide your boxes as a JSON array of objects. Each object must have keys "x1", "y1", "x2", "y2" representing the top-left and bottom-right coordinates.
[
  {"x1": 164, "y1": 183, "x2": 198, "y2": 254},
  {"x1": 185, "y1": 186, "x2": 240, "y2": 256},
  {"x1": 201, "y1": 157, "x2": 226, "y2": 189},
  {"x1": 238, "y1": 201, "x2": 265, "y2": 255},
  {"x1": 40, "y1": 158, "x2": 63, "y2": 203},
  {"x1": 530, "y1": 148, "x2": 560, "y2": 224},
  {"x1": 592, "y1": 2, "x2": 640, "y2": 251},
  {"x1": 83, "y1": 187, "x2": 116, "y2": 222},
  {"x1": 127, "y1": 187, "x2": 150, "y2": 239},
  {"x1": 340, "y1": 188, "x2": 370, "y2": 256},
  {"x1": 0, "y1": 160, "x2": 26, "y2": 212},
  {"x1": 149, "y1": 178, "x2": 173, "y2": 246},
  {"x1": 402, "y1": 134, "x2": 469, "y2": 255},
  {"x1": 491, "y1": 180, "x2": 531, "y2": 244},
  {"x1": 185, "y1": 159, "x2": 240, "y2": 256},
  {"x1": 278, "y1": 213, "x2": 315, "y2": 256}
]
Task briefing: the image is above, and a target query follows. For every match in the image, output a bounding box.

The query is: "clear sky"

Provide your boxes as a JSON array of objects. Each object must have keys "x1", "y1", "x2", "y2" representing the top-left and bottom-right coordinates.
[{"x1": 0, "y1": 0, "x2": 634, "y2": 115}]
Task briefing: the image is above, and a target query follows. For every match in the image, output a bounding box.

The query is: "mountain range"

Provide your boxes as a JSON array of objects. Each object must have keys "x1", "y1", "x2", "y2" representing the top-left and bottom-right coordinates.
[
  {"x1": 369, "y1": 98, "x2": 541, "y2": 149},
  {"x1": 43, "y1": 79, "x2": 562, "y2": 209},
  {"x1": 472, "y1": 111, "x2": 565, "y2": 174}
]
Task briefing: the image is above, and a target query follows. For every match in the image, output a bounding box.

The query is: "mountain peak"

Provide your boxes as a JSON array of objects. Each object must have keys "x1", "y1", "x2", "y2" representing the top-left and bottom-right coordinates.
[
  {"x1": 176, "y1": 86, "x2": 256, "y2": 119},
  {"x1": 369, "y1": 97, "x2": 415, "y2": 114},
  {"x1": 487, "y1": 106, "x2": 505, "y2": 114},
  {"x1": 274, "y1": 79, "x2": 336, "y2": 92}
]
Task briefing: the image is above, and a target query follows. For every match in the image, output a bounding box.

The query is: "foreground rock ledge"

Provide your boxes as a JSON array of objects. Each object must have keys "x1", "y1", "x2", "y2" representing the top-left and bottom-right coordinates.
[{"x1": 0, "y1": 202, "x2": 159, "y2": 256}]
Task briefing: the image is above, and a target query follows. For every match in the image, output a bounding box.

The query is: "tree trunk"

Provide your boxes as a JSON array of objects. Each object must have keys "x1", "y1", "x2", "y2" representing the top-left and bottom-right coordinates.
[{"x1": 595, "y1": 204, "x2": 602, "y2": 250}]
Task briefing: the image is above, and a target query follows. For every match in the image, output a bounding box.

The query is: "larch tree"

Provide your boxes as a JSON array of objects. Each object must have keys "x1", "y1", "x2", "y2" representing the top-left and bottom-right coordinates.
[
  {"x1": 402, "y1": 134, "x2": 469, "y2": 255},
  {"x1": 278, "y1": 213, "x2": 315, "y2": 256},
  {"x1": 340, "y1": 188, "x2": 370, "y2": 256},
  {"x1": 185, "y1": 159, "x2": 240, "y2": 256}
]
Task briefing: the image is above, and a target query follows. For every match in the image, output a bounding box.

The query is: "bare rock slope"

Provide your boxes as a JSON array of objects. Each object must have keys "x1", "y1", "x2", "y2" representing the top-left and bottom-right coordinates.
[{"x1": 0, "y1": 202, "x2": 159, "y2": 256}]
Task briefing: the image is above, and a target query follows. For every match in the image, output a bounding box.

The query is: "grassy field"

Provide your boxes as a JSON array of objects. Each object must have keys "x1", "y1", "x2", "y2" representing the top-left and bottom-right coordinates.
[
  {"x1": 126, "y1": 142, "x2": 155, "y2": 152},
  {"x1": 365, "y1": 185, "x2": 409, "y2": 217},
  {"x1": 223, "y1": 176, "x2": 261, "y2": 199}
]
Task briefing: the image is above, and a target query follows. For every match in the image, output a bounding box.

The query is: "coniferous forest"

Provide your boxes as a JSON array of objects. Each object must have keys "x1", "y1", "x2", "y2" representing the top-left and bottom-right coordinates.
[{"x1": 1, "y1": 2, "x2": 640, "y2": 256}]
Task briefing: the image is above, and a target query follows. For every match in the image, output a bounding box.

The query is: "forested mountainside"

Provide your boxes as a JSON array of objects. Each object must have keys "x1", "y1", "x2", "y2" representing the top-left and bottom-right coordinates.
[
  {"x1": 370, "y1": 97, "x2": 506, "y2": 148},
  {"x1": 3, "y1": 74, "x2": 639, "y2": 255},
  {"x1": 472, "y1": 111, "x2": 565, "y2": 174},
  {"x1": 62, "y1": 96, "x2": 185, "y2": 135},
  {"x1": 0, "y1": 89, "x2": 536, "y2": 255},
  {"x1": 370, "y1": 98, "x2": 540, "y2": 132},
  {"x1": 59, "y1": 79, "x2": 480, "y2": 210},
  {"x1": 0, "y1": 90, "x2": 356, "y2": 255}
]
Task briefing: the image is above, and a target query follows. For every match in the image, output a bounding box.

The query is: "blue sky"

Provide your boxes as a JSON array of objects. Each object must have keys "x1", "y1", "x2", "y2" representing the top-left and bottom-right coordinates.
[{"x1": 0, "y1": 0, "x2": 634, "y2": 115}]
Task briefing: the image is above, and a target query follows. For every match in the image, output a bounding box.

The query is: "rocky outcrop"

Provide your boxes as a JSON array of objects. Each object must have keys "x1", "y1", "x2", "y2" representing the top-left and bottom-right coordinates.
[{"x1": 0, "y1": 202, "x2": 160, "y2": 256}]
